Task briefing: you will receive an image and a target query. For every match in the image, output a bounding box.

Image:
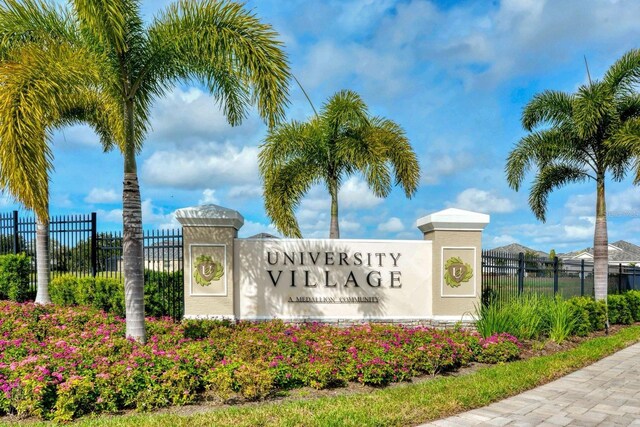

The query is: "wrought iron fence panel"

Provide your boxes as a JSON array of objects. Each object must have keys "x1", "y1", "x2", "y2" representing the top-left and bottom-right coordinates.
[{"x1": 0, "y1": 210, "x2": 184, "y2": 319}]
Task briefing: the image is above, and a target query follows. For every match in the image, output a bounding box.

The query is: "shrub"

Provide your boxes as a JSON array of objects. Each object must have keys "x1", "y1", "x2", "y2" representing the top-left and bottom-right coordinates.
[
  {"x1": 74, "y1": 277, "x2": 96, "y2": 306},
  {"x1": 49, "y1": 275, "x2": 125, "y2": 316},
  {"x1": 235, "y1": 360, "x2": 275, "y2": 400},
  {"x1": 49, "y1": 275, "x2": 78, "y2": 306},
  {"x1": 476, "y1": 333, "x2": 521, "y2": 363},
  {"x1": 608, "y1": 294, "x2": 633, "y2": 325},
  {"x1": 0, "y1": 254, "x2": 31, "y2": 302},
  {"x1": 624, "y1": 290, "x2": 640, "y2": 322},
  {"x1": 144, "y1": 270, "x2": 183, "y2": 318},
  {"x1": 567, "y1": 296, "x2": 607, "y2": 336},
  {"x1": 0, "y1": 302, "x2": 521, "y2": 421},
  {"x1": 94, "y1": 278, "x2": 125, "y2": 317}
]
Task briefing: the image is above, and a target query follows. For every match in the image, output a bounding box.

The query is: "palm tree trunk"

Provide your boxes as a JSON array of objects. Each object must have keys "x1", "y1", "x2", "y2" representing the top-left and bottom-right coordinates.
[
  {"x1": 34, "y1": 212, "x2": 51, "y2": 304},
  {"x1": 329, "y1": 179, "x2": 340, "y2": 239},
  {"x1": 593, "y1": 175, "x2": 609, "y2": 331},
  {"x1": 123, "y1": 99, "x2": 146, "y2": 343}
]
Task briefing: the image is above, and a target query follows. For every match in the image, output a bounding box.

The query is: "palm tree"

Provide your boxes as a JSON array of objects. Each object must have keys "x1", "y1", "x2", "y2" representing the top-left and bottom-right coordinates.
[
  {"x1": 259, "y1": 90, "x2": 420, "y2": 238},
  {"x1": 0, "y1": 0, "x2": 290, "y2": 343},
  {"x1": 506, "y1": 50, "x2": 640, "y2": 311},
  {"x1": 0, "y1": 26, "x2": 125, "y2": 305}
]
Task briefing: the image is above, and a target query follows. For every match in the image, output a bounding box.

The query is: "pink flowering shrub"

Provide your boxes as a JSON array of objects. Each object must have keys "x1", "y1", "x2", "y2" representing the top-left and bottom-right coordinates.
[
  {"x1": 0, "y1": 302, "x2": 521, "y2": 420},
  {"x1": 476, "y1": 333, "x2": 521, "y2": 363}
]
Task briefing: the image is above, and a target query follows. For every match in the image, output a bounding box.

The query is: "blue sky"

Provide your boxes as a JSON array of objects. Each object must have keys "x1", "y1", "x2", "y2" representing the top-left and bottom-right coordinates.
[{"x1": 2, "y1": 0, "x2": 640, "y2": 253}]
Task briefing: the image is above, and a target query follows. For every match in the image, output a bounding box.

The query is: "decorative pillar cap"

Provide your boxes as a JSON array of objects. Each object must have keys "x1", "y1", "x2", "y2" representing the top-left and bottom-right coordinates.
[
  {"x1": 175, "y1": 204, "x2": 244, "y2": 230},
  {"x1": 416, "y1": 208, "x2": 490, "y2": 233}
]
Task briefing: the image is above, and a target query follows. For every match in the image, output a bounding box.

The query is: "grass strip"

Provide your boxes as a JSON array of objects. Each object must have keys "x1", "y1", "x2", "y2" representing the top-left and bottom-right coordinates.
[{"x1": 11, "y1": 325, "x2": 640, "y2": 427}]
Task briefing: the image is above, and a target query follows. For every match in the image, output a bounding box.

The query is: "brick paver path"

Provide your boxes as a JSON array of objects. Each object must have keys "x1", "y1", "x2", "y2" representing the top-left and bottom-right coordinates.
[{"x1": 423, "y1": 342, "x2": 640, "y2": 426}]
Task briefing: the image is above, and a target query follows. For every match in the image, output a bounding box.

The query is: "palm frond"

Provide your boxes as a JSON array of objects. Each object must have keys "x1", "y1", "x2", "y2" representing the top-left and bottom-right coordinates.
[
  {"x1": 602, "y1": 48, "x2": 640, "y2": 95},
  {"x1": 71, "y1": 0, "x2": 137, "y2": 55},
  {"x1": 0, "y1": 40, "x2": 122, "y2": 219},
  {"x1": 146, "y1": 0, "x2": 290, "y2": 128},
  {"x1": 0, "y1": 0, "x2": 77, "y2": 59},
  {"x1": 529, "y1": 164, "x2": 589, "y2": 222},
  {"x1": 521, "y1": 90, "x2": 573, "y2": 131},
  {"x1": 321, "y1": 89, "x2": 369, "y2": 140},
  {"x1": 574, "y1": 82, "x2": 618, "y2": 140},
  {"x1": 263, "y1": 158, "x2": 322, "y2": 238},
  {"x1": 506, "y1": 128, "x2": 581, "y2": 190}
]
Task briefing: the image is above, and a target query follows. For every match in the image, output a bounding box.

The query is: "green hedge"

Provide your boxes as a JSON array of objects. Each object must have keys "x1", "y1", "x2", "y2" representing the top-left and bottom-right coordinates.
[
  {"x1": 608, "y1": 294, "x2": 633, "y2": 325},
  {"x1": 624, "y1": 290, "x2": 640, "y2": 322},
  {"x1": 566, "y1": 296, "x2": 606, "y2": 336},
  {"x1": 50, "y1": 275, "x2": 125, "y2": 317},
  {"x1": 0, "y1": 253, "x2": 31, "y2": 302},
  {"x1": 50, "y1": 270, "x2": 183, "y2": 318}
]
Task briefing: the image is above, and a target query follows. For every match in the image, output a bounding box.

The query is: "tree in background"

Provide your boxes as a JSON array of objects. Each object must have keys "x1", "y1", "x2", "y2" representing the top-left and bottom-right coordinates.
[
  {"x1": 260, "y1": 90, "x2": 420, "y2": 238},
  {"x1": 506, "y1": 50, "x2": 640, "y2": 321},
  {"x1": 0, "y1": 0, "x2": 290, "y2": 343}
]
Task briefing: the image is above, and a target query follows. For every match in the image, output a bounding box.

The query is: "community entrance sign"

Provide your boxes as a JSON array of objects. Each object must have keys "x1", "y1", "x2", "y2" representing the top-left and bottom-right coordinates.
[
  {"x1": 235, "y1": 239, "x2": 431, "y2": 320},
  {"x1": 176, "y1": 205, "x2": 489, "y2": 326}
]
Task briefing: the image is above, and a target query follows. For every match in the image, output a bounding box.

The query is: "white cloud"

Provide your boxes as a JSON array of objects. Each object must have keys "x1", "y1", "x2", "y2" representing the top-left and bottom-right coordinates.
[
  {"x1": 339, "y1": 219, "x2": 361, "y2": 233},
  {"x1": 148, "y1": 87, "x2": 260, "y2": 146},
  {"x1": 422, "y1": 152, "x2": 475, "y2": 184},
  {"x1": 500, "y1": 215, "x2": 596, "y2": 250},
  {"x1": 378, "y1": 217, "x2": 405, "y2": 233},
  {"x1": 238, "y1": 220, "x2": 280, "y2": 238},
  {"x1": 198, "y1": 189, "x2": 219, "y2": 205},
  {"x1": 85, "y1": 188, "x2": 119, "y2": 204},
  {"x1": 565, "y1": 192, "x2": 595, "y2": 216},
  {"x1": 608, "y1": 187, "x2": 640, "y2": 218},
  {"x1": 96, "y1": 208, "x2": 122, "y2": 224},
  {"x1": 489, "y1": 234, "x2": 518, "y2": 247},
  {"x1": 142, "y1": 143, "x2": 260, "y2": 189},
  {"x1": 141, "y1": 199, "x2": 179, "y2": 229},
  {"x1": 446, "y1": 188, "x2": 516, "y2": 214},
  {"x1": 339, "y1": 177, "x2": 383, "y2": 209},
  {"x1": 228, "y1": 185, "x2": 262, "y2": 200},
  {"x1": 301, "y1": 40, "x2": 408, "y2": 97},
  {"x1": 53, "y1": 124, "x2": 102, "y2": 149}
]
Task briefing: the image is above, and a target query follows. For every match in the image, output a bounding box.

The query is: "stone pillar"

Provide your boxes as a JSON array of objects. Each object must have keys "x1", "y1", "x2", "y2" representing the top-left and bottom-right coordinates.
[
  {"x1": 416, "y1": 208, "x2": 489, "y2": 321},
  {"x1": 175, "y1": 205, "x2": 244, "y2": 319}
]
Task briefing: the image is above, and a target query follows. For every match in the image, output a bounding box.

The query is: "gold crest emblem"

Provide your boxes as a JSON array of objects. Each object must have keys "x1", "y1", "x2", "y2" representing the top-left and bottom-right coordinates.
[
  {"x1": 194, "y1": 255, "x2": 223, "y2": 286},
  {"x1": 444, "y1": 256, "x2": 473, "y2": 288}
]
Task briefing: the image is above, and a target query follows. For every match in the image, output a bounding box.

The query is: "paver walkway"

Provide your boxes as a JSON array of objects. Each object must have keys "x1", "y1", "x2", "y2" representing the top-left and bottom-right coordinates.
[{"x1": 423, "y1": 342, "x2": 640, "y2": 426}]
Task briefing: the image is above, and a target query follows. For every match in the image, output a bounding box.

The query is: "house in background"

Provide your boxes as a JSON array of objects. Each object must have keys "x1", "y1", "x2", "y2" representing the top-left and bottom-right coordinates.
[
  {"x1": 558, "y1": 240, "x2": 640, "y2": 266},
  {"x1": 488, "y1": 243, "x2": 549, "y2": 258}
]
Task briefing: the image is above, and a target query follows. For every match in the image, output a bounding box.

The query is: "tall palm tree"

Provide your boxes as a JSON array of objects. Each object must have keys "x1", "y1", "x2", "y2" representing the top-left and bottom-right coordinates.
[
  {"x1": 259, "y1": 90, "x2": 420, "y2": 238},
  {"x1": 506, "y1": 50, "x2": 640, "y2": 311},
  {"x1": 0, "y1": 0, "x2": 290, "y2": 343},
  {"x1": 0, "y1": 29, "x2": 125, "y2": 305}
]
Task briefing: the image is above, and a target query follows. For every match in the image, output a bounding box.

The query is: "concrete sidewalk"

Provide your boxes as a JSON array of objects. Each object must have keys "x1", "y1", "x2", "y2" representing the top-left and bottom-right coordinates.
[{"x1": 423, "y1": 342, "x2": 640, "y2": 426}]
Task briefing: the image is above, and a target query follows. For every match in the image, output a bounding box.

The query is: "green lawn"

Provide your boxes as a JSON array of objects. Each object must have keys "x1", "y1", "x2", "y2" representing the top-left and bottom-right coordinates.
[{"x1": 9, "y1": 325, "x2": 640, "y2": 427}]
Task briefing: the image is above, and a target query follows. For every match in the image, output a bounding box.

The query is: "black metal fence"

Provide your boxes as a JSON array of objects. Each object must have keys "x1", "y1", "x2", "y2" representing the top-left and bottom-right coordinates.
[
  {"x1": 0, "y1": 211, "x2": 183, "y2": 319},
  {"x1": 482, "y1": 250, "x2": 640, "y2": 303}
]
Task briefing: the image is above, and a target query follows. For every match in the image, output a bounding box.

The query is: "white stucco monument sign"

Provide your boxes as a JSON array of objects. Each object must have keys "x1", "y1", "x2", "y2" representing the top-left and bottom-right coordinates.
[{"x1": 176, "y1": 205, "x2": 489, "y2": 326}]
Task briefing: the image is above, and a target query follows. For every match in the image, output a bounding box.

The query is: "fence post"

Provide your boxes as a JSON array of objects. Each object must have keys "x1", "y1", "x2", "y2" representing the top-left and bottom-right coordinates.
[
  {"x1": 580, "y1": 259, "x2": 585, "y2": 296},
  {"x1": 11, "y1": 210, "x2": 19, "y2": 254},
  {"x1": 619, "y1": 263, "x2": 623, "y2": 294},
  {"x1": 517, "y1": 252, "x2": 525, "y2": 295},
  {"x1": 91, "y1": 212, "x2": 97, "y2": 277},
  {"x1": 553, "y1": 256, "x2": 559, "y2": 295}
]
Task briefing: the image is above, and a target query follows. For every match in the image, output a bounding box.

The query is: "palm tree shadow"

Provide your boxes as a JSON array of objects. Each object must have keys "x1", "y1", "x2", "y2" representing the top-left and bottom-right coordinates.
[{"x1": 233, "y1": 238, "x2": 416, "y2": 321}]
